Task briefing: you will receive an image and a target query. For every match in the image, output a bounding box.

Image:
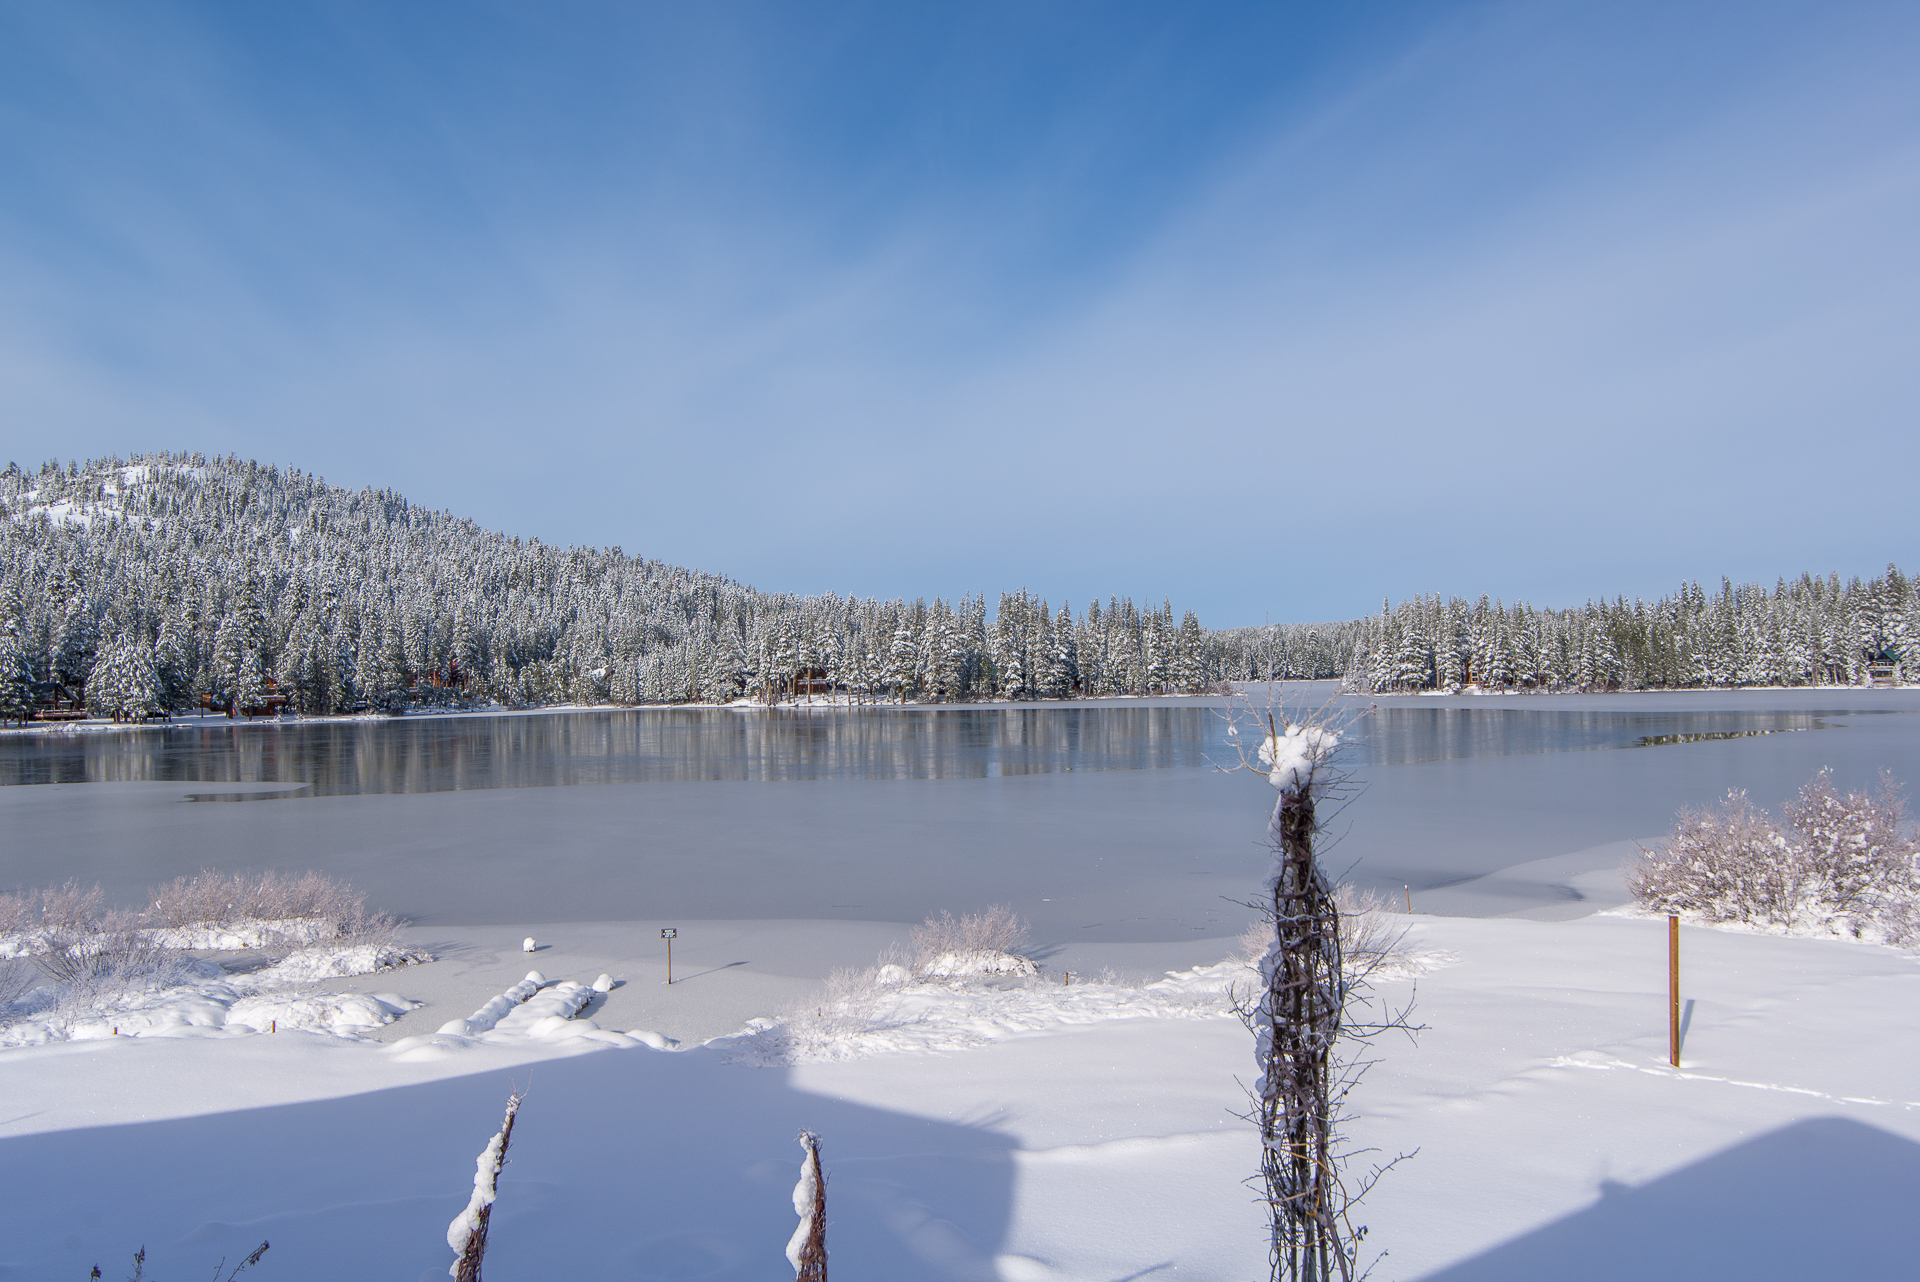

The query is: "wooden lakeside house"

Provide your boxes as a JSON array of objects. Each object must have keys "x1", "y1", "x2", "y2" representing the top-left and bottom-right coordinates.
[
  {"x1": 28, "y1": 681, "x2": 87, "y2": 721},
  {"x1": 201, "y1": 676, "x2": 292, "y2": 718},
  {"x1": 1865, "y1": 643, "x2": 1905, "y2": 687},
  {"x1": 792, "y1": 666, "x2": 841, "y2": 697}
]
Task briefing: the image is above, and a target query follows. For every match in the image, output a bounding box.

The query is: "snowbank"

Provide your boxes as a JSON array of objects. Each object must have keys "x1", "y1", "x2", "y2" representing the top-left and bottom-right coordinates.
[
  {"x1": 726, "y1": 946, "x2": 1449, "y2": 1066},
  {"x1": 389, "y1": 971, "x2": 663, "y2": 1063}
]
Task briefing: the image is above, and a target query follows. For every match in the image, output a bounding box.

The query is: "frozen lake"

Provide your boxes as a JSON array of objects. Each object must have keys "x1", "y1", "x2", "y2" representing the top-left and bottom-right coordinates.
[{"x1": 5, "y1": 688, "x2": 1919, "y2": 940}]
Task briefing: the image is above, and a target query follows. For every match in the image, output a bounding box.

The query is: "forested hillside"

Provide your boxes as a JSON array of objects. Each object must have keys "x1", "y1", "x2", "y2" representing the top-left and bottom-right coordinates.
[
  {"x1": 1, "y1": 453, "x2": 1909, "y2": 721},
  {"x1": 0, "y1": 453, "x2": 1232, "y2": 719}
]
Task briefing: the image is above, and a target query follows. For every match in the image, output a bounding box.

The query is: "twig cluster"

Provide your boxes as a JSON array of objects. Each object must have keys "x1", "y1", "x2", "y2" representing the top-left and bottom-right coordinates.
[
  {"x1": 908, "y1": 905, "x2": 1029, "y2": 959},
  {"x1": 90, "y1": 1239, "x2": 269, "y2": 1281}
]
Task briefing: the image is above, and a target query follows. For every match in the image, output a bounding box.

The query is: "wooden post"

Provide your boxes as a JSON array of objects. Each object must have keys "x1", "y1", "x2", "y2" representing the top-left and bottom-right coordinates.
[
  {"x1": 661, "y1": 927, "x2": 677, "y2": 984},
  {"x1": 1405, "y1": 885, "x2": 1413, "y2": 914},
  {"x1": 1668, "y1": 914, "x2": 1680, "y2": 1067}
]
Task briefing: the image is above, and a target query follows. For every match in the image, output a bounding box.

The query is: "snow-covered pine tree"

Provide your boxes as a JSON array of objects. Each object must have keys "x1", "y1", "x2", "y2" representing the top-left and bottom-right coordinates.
[
  {"x1": 923, "y1": 600, "x2": 960, "y2": 701},
  {"x1": 884, "y1": 623, "x2": 919, "y2": 703},
  {"x1": 0, "y1": 621, "x2": 31, "y2": 723},
  {"x1": 1173, "y1": 609, "x2": 1204, "y2": 692},
  {"x1": 993, "y1": 592, "x2": 1030, "y2": 700}
]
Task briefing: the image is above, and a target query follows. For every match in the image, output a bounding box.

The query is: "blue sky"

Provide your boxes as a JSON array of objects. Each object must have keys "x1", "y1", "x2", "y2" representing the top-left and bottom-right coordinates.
[{"x1": 3, "y1": 1, "x2": 1916, "y2": 626}]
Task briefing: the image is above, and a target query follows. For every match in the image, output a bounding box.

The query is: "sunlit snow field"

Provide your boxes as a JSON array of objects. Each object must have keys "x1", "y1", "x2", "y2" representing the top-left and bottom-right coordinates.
[{"x1": 3, "y1": 686, "x2": 1919, "y2": 1280}]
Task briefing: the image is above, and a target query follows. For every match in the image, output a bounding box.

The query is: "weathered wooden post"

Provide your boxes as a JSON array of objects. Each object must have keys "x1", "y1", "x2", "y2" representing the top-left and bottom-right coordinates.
[
  {"x1": 661, "y1": 926, "x2": 677, "y2": 984},
  {"x1": 1668, "y1": 914, "x2": 1680, "y2": 1068}
]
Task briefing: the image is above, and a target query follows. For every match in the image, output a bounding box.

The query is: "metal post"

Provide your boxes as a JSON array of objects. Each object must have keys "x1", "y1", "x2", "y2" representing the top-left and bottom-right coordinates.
[
  {"x1": 661, "y1": 927, "x2": 677, "y2": 984},
  {"x1": 1668, "y1": 914, "x2": 1680, "y2": 1067}
]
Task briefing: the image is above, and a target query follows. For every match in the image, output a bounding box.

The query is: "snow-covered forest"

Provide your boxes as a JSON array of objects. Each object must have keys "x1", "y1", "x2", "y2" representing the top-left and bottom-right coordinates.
[
  {"x1": 1326, "y1": 571, "x2": 1919, "y2": 692},
  {"x1": 0, "y1": 453, "x2": 1230, "y2": 718},
  {"x1": 2, "y1": 453, "x2": 1910, "y2": 720}
]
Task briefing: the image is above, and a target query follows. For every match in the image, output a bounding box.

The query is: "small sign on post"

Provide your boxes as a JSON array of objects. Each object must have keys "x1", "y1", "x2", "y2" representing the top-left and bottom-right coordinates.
[
  {"x1": 661, "y1": 927, "x2": 677, "y2": 985},
  {"x1": 1668, "y1": 914, "x2": 1680, "y2": 1067}
]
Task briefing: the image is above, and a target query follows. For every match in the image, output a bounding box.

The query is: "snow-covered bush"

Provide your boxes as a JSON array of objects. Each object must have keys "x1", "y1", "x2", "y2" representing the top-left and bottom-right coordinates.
[
  {"x1": 767, "y1": 967, "x2": 898, "y2": 1062},
  {"x1": 909, "y1": 905, "x2": 1035, "y2": 978},
  {"x1": 0, "y1": 871, "x2": 415, "y2": 1036},
  {"x1": 1628, "y1": 770, "x2": 1920, "y2": 945},
  {"x1": 145, "y1": 869, "x2": 397, "y2": 953},
  {"x1": 0, "y1": 880, "x2": 103, "y2": 952},
  {"x1": 3, "y1": 872, "x2": 397, "y2": 963}
]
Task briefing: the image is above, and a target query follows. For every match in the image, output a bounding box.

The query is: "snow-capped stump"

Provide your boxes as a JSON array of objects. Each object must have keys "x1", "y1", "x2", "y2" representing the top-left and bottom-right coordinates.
[
  {"x1": 592, "y1": 973, "x2": 614, "y2": 992},
  {"x1": 448, "y1": 1091, "x2": 523, "y2": 1282},
  {"x1": 521, "y1": 937, "x2": 536, "y2": 953},
  {"x1": 786, "y1": 1130, "x2": 828, "y2": 1281}
]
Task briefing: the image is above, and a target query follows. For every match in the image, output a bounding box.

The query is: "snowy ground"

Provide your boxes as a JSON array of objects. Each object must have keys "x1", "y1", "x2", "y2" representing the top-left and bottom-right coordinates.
[{"x1": 2, "y1": 911, "x2": 1916, "y2": 1281}]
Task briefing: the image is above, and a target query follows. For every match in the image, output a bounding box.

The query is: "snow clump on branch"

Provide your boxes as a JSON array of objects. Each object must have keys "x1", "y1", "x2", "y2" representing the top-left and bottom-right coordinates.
[{"x1": 1258, "y1": 723, "x2": 1339, "y2": 798}]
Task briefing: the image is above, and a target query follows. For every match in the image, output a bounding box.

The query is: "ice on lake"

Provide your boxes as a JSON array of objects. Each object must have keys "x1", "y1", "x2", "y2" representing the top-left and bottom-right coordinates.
[{"x1": 5, "y1": 687, "x2": 1919, "y2": 940}]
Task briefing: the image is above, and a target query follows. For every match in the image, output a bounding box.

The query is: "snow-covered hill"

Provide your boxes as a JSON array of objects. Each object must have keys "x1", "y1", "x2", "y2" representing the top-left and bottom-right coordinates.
[{"x1": 0, "y1": 453, "x2": 1225, "y2": 716}]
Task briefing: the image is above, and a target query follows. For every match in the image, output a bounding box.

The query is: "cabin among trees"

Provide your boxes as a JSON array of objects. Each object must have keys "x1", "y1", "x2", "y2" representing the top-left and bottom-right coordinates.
[
  {"x1": 29, "y1": 680, "x2": 85, "y2": 721},
  {"x1": 1866, "y1": 643, "x2": 1905, "y2": 687}
]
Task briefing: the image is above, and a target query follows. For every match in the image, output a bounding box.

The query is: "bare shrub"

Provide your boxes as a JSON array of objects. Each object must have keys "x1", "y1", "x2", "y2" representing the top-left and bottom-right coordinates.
[
  {"x1": 0, "y1": 882, "x2": 107, "y2": 958},
  {"x1": 0, "y1": 956, "x2": 36, "y2": 1010},
  {"x1": 37, "y1": 908, "x2": 199, "y2": 1015},
  {"x1": 0, "y1": 871, "x2": 404, "y2": 1022},
  {"x1": 33, "y1": 881, "x2": 105, "y2": 934},
  {"x1": 146, "y1": 870, "x2": 397, "y2": 951},
  {"x1": 0, "y1": 890, "x2": 32, "y2": 936},
  {"x1": 910, "y1": 906, "x2": 1029, "y2": 961},
  {"x1": 1629, "y1": 770, "x2": 1920, "y2": 944},
  {"x1": 770, "y1": 966, "x2": 898, "y2": 1061}
]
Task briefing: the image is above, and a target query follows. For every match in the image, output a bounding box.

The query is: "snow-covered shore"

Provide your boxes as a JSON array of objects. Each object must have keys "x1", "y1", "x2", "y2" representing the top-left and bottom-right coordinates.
[{"x1": 2, "y1": 912, "x2": 1916, "y2": 1280}]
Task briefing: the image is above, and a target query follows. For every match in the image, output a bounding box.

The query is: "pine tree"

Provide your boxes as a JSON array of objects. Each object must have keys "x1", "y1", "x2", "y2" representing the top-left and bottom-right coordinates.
[
  {"x1": 220, "y1": 578, "x2": 272, "y2": 709},
  {"x1": 0, "y1": 621, "x2": 33, "y2": 723},
  {"x1": 884, "y1": 624, "x2": 919, "y2": 702}
]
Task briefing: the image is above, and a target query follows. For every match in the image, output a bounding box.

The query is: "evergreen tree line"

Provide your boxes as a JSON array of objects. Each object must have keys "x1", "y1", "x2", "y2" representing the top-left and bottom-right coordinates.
[
  {"x1": 0, "y1": 453, "x2": 1229, "y2": 721},
  {"x1": 1334, "y1": 569, "x2": 1919, "y2": 692}
]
